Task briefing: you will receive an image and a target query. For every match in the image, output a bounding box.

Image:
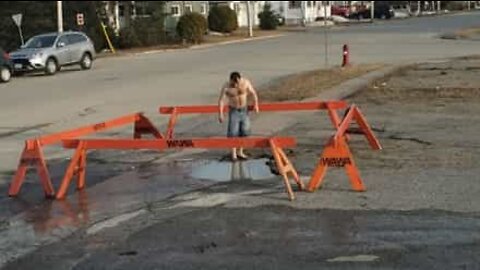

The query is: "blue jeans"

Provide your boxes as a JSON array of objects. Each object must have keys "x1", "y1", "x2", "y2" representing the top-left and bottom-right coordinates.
[{"x1": 227, "y1": 107, "x2": 250, "y2": 137}]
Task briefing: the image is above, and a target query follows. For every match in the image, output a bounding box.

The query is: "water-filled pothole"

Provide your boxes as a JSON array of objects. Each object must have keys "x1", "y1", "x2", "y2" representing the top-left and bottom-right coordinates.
[{"x1": 190, "y1": 158, "x2": 276, "y2": 182}]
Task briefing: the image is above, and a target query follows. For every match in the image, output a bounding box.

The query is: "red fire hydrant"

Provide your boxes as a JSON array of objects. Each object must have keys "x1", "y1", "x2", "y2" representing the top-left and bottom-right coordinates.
[{"x1": 342, "y1": 44, "x2": 349, "y2": 67}]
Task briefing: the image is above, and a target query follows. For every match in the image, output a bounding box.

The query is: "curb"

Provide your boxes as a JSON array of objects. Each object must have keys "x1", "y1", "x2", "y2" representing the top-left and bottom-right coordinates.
[
  {"x1": 314, "y1": 65, "x2": 400, "y2": 100},
  {"x1": 131, "y1": 34, "x2": 285, "y2": 56},
  {"x1": 97, "y1": 34, "x2": 286, "y2": 59}
]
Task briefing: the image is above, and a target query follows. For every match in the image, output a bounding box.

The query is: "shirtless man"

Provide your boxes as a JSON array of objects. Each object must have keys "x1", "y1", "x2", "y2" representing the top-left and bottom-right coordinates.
[{"x1": 218, "y1": 71, "x2": 259, "y2": 161}]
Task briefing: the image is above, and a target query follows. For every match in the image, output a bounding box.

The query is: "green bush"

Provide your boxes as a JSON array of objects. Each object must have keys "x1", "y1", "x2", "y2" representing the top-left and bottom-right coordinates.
[
  {"x1": 176, "y1": 12, "x2": 207, "y2": 44},
  {"x1": 444, "y1": 1, "x2": 467, "y2": 11},
  {"x1": 208, "y1": 5, "x2": 238, "y2": 33},
  {"x1": 258, "y1": 4, "x2": 279, "y2": 30},
  {"x1": 117, "y1": 17, "x2": 166, "y2": 48},
  {"x1": 118, "y1": 25, "x2": 141, "y2": 49},
  {"x1": 133, "y1": 17, "x2": 166, "y2": 46}
]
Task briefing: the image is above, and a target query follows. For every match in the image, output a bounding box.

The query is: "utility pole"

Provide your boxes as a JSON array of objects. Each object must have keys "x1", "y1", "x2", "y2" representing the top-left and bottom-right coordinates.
[
  {"x1": 323, "y1": 2, "x2": 328, "y2": 68},
  {"x1": 246, "y1": 1, "x2": 253, "y2": 37},
  {"x1": 437, "y1": 1, "x2": 441, "y2": 12},
  {"x1": 467, "y1": 1, "x2": 471, "y2": 11},
  {"x1": 57, "y1": 1, "x2": 63, "y2": 33},
  {"x1": 370, "y1": 1, "x2": 374, "y2": 21},
  {"x1": 301, "y1": 1, "x2": 306, "y2": 27}
]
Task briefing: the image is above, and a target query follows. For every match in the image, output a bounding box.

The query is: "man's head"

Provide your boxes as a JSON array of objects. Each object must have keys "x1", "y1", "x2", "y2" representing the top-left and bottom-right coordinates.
[{"x1": 229, "y1": 71, "x2": 241, "y2": 87}]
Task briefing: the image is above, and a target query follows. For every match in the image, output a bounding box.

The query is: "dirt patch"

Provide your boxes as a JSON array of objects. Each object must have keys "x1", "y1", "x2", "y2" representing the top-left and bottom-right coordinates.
[
  {"x1": 455, "y1": 27, "x2": 480, "y2": 39},
  {"x1": 354, "y1": 61, "x2": 480, "y2": 103},
  {"x1": 258, "y1": 64, "x2": 384, "y2": 101}
]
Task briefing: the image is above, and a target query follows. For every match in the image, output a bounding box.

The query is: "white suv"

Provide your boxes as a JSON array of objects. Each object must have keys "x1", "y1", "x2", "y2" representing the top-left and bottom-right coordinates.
[{"x1": 10, "y1": 31, "x2": 96, "y2": 75}]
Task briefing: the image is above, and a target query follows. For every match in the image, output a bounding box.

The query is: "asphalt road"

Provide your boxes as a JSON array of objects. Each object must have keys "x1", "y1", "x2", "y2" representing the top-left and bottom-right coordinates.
[
  {"x1": 1, "y1": 11, "x2": 480, "y2": 269},
  {"x1": 1, "y1": 11, "x2": 480, "y2": 174}
]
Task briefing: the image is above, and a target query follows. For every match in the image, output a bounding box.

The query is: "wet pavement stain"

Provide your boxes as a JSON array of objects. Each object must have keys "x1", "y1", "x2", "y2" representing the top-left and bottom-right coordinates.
[
  {"x1": 0, "y1": 157, "x2": 281, "y2": 267},
  {"x1": 0, "y1": 123, "x2": 52, "y2": 138},
  {"x1": 118, "y1": 251, "x2": 138, "y2": 256}
]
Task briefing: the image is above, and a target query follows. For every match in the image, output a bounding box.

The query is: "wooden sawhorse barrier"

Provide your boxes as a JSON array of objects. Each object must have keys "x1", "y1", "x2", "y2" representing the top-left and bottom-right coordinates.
[
  {"x1": 307, "y1": 105, "x2": 382, "y2": 192},
  {"x1": 60, "y1": 137, "x2": 303, "y2": 201},
  {"x1": 8, "y1": 113, "x2": 162, "y2": 198}
]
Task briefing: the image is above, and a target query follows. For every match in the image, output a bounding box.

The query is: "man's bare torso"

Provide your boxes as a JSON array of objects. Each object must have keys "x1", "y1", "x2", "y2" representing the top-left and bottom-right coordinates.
[{"x1": 223, "y1": 78, "x2": 251, "y2": 108}]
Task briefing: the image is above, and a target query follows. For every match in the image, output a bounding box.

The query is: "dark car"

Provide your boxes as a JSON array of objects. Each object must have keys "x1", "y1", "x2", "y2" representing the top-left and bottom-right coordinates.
[
  {"x1": 349, "y1": 3, "x2": 394, "y2": 20},
  {"x1": 0, "y1": 48, "x2": 13, "y2": 83}
]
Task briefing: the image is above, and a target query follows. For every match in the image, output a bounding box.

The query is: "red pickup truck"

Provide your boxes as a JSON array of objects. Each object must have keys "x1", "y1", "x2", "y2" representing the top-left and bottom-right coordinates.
[{"x1": 331, "y1": 5, "x2": 350, "y2": 18}]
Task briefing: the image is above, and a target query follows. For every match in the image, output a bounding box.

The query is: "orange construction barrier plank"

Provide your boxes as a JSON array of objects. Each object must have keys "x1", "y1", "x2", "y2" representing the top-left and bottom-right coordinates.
[
  {"x1": 57, "y1": 136, "x2": 298, "y2": 200},
  {"x1": 160, "y1": 101, "x2": 349, "y2": 139},
  {"x1": 307, "y1": 105, "x2": 382, "y2": 192},
  {"x1": 39, "y1": 113, "x2": 163, "y2": 146},
  {"x1": 159, "y1": 101, "x2": 348, "y2": 114},
  {"x1": 62, "y1": 137, "x2": 296, "y2": 150},
  {"x1": 9, "y1": 113, "x2": 163, "y2": 198}
]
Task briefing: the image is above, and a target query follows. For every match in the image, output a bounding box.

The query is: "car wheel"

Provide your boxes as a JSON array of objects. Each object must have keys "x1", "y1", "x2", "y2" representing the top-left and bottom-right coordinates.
[
  {"x1": 0, "y1": 66, "x2": 11, "y2": 82},
  {"x1": 80, "y1": 53, "x2": 92, "y2": 70},
  {"x1": 45, "y1": 58, "x2": 58, "y2": 75}
]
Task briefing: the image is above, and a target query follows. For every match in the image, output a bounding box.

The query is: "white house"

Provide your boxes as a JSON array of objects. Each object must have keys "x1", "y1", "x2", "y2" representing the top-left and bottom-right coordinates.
[
  {"x1": 269, "y1": 1, "x2": 332, "y2": 25},
  {"x1": 209, "y1": 1, "x2": 266, "y2": 27}
]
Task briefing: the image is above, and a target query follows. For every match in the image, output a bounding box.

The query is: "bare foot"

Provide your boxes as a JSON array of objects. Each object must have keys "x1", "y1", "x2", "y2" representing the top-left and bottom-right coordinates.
[{"x1": 238, "y1": 153, "x2": 249, "y2": 160}]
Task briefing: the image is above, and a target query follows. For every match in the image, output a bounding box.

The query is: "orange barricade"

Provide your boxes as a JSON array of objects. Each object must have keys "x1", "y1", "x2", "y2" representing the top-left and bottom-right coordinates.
[
  {"x1": 159, "y1": 101, "x2": 349, "y2": 139},
  {"x1": 8, "y1": 101, "x2": 381, "y2": 203},
  {"x1": 307, "y1": 105, "x2": 382, "y2": 192},
  {"x1": 8, "y1": 113, "x2": 162, "y2": 198},
  {"x1": 59, "y1": 137, "x2": 301, "y2": 200}
]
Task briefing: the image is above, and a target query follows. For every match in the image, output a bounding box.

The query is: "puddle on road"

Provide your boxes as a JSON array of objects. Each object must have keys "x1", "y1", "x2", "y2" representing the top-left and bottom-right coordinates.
[
  {"x1": 0, "y1": 157, "x2": 279, "y2": 266},
  {"x1": 190, "y1": 158, "x2": 276, "y2": 182}
]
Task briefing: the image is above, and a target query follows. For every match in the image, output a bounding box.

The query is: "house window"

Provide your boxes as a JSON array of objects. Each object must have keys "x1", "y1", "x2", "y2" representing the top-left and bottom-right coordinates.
[
  {"x1": 233, "y1": 3, "x2": 241, "y2": 13},
  {"x1": 200, "y1": 3, "x2": 207, "y2": 14},
  {"x1": 184, "y1": 4, "x2": 193, "y2": 13},
  {"x1": 134, "y1": 1, "x2": 154, "y2": 17},
  {"x1": 118, "y1": 2, "x2": 134, "y2": 17},
  {"x1": 289, "y1": 1, "x2": 301, "y2": 9},
  {"x1": 171, "y1": 5, "x2": 180, "y2": 17}
]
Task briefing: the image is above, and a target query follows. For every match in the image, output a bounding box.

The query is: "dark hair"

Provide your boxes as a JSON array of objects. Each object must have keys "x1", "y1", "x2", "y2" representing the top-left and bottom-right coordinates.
[{"x1": 230, "y1": 71, "x2": 241, "y2": 83}]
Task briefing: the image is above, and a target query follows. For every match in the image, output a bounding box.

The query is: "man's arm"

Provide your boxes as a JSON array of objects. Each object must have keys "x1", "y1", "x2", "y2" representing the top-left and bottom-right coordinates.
[
  {"x1": 247, "y1": 80, "x2": 259, "y2": 113},
  {"x1": 218, "y1": 86, "x2": 227, "y2": 123}
]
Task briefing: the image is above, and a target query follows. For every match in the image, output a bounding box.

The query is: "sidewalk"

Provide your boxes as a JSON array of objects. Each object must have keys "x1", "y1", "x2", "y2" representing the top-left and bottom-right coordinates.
[{"x1": 97, "y1": 32, "x2": 286, "y2": 58}]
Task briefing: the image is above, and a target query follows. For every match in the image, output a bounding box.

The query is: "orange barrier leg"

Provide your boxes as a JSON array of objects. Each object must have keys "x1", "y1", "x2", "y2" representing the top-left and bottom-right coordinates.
[
  {"x1": 134, "y1": 113, "x2": 163, "y2": 139},
  {"x1": 327, "y1": 104, "x2": 350, "y2": 141},
  {"x1": 166, "y1": 108, "x2": 178, "y2": 139},
  {"x1": 307, "y1": 136, "x2": 365, "y2": 192},
  {"x1": 76, "y1": 147, "x2": 87, "y2": 190},
  {"x1": 8, "y1": 139, "x2": 55, "y2": 198},
  {"x1": 269, "y1": 138, "x2": 304, "y2": 201},
  {"x1": 56, "y1": 142, "x2": 86, "y2": 200},
  {"x1": 333, "y1": 105, "x2": 382, "y2": 151}
]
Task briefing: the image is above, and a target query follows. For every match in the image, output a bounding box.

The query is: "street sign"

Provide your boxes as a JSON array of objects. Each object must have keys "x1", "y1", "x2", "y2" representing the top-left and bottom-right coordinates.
[
  {"x1": 76, "y1": 13, "x2": 84, "y2": 26},
  {"x1": 11, "y1": 13, "x2": 24, "y2": 45},
  {"x1": 12, "y1": 13, "x2": 22, "y2": 27}
]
